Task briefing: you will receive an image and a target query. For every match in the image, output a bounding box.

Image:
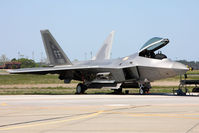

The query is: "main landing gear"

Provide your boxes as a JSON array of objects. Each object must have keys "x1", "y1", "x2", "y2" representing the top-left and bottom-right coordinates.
[{"x1": 76, "y1": 83, "x2": 87, "y2": 94}]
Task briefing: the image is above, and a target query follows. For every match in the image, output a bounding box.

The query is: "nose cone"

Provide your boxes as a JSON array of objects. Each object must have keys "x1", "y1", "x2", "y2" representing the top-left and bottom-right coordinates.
[
  {"x1": 172, "y1": 62, "x2": 189, "y2": 75},
  {"x1": 162, "y1": 38, "x2": 169, "y2": 43}
]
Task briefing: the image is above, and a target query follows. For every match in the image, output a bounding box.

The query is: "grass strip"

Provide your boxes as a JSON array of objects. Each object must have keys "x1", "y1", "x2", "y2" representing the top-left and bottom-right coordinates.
[{"x1": 0, "y1": 86, "x2": 190, "y2": 95}]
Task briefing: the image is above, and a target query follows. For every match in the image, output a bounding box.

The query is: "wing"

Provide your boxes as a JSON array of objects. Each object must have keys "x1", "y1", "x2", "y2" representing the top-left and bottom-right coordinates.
[
  {"x1": 8, "y1": 65, "x2": 108, "y2": 74},
  {"x1": 8, "y1": 64, "x2": 127, "y2": 83}
]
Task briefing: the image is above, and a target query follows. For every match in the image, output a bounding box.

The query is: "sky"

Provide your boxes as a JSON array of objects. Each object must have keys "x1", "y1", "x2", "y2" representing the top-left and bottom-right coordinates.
[{"x1": 0, "y1": 0, "x2": 199, "y2": 62}]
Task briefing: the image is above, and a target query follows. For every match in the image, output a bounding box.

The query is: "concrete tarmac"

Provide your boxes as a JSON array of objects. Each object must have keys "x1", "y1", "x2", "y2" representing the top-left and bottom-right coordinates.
[{"x1": 0, "y1": 95, "x2": 199, "y2": 133}]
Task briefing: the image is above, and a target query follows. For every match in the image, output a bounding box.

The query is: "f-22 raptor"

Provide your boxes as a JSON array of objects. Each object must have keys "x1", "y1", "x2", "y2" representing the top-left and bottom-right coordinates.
[{"x1": 9, "y1": 30, "x2": 188, "y2": 94}]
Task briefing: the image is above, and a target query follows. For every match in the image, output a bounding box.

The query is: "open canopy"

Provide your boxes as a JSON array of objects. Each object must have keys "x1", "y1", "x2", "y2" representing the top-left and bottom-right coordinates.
[{"x1": 139, "y1": 37, "x2": 169, "y2": 54}]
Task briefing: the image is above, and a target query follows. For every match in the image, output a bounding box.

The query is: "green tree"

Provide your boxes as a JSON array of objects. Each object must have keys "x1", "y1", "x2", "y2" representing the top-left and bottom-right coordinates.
[
  {"x1": 11, "y1": 58, "x2": 17, "y2": 62},
  {"x1": 17, "y1": 58, "x2": 36, "y2": 68}
]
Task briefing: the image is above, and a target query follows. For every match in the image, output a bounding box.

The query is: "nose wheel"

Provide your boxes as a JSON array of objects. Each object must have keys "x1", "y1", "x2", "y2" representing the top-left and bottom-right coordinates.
[
  {"x1": 139, "y1": 87, "x2": 144, "y2": 95},
  {"x1": 76, "y1": 83, "x2": 87, "y2": 94},
  {"x1": 139, "y1": 83, "x2": 150, "y2": 95},
  {"x1": 139, "y1": 87, "x2": 149, "y2": 95}
]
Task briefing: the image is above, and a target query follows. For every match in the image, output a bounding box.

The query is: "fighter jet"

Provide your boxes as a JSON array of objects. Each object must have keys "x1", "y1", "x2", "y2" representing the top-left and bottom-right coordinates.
[{"x1": 9, "y1": 30, "x2": 188, "y2": 94}]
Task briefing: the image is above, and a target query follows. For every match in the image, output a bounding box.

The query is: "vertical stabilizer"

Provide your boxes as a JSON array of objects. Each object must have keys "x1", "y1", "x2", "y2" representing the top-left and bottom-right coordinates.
[
  {"x1": 93, "y1": 31, "x2": 115, "y2": 60},
  {"x1": 40, "y1": 30, "x2": 72, "y2": 66}
]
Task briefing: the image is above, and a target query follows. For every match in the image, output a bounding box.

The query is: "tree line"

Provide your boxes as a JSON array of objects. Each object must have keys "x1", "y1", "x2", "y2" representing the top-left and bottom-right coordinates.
[
  {"x1": 177, "y1": 60, "x2": 199, "y2": 70},
  {"x1": 0, "y1": 54, "x2": 47, "y2": 68}
]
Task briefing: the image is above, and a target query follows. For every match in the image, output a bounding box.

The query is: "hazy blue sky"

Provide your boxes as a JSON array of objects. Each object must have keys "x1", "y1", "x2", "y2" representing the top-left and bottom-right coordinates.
[{"x1": 0, "y1": 0, "x2": 199, "y2": 61}]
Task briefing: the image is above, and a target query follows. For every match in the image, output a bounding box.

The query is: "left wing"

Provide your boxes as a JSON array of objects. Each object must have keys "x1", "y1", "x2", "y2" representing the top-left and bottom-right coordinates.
[
  {"x1": 8, "y1": 66, "x2": 105, "y2": 74},
  {"x1": 8, "y1": 65, "x2": 122, "y2": 74},
  {"x1": 8, "y1": 64, "x2": 127, "y2": 83}
]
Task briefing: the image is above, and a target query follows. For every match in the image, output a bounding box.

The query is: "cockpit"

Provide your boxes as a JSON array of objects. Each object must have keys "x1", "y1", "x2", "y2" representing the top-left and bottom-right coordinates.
[{"x1": 139, "y1": 37, "x2": 169, "y2": 60}]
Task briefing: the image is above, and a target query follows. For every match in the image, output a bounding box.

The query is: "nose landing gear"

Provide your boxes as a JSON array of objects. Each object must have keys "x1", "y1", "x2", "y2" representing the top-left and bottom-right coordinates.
[
  {"x1": 139, "y1": 87, "x2": 149, "y2": 95},
  {"x1": 139, "y1": 82, "x2": 151, "y2": 95}
]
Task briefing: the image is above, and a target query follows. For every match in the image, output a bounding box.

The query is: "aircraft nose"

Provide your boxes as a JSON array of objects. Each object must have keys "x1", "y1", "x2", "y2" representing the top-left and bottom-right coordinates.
[
  {"x1": 162, "y1": 38, "x2": 169, "y2": 43},
  {"x1": 172, "y1": 62, "x2": 189, "y2": 75}
]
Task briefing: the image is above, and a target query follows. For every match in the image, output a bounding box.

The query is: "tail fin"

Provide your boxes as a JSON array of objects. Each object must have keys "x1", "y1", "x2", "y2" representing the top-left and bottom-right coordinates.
[
  {"x1": 92, "y1": 31, "x2": 115, "y2": 60},
  {"x1": 40, "y1": 30, "x2": 72, "y2": 66}
]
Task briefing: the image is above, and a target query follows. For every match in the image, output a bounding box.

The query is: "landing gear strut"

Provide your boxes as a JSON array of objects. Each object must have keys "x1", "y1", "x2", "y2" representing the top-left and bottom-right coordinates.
[
  {"x1": 76, "y1": 83, "x2": 87, "y2": 94},
  {"x1": 113, "y1": 87, "x2": 123, "y2": 94}
]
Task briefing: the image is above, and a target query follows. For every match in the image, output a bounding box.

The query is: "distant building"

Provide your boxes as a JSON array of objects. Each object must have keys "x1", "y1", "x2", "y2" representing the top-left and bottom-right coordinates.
[{"x1": 0, "y1": 62, "x2": 21, "y2": 69}]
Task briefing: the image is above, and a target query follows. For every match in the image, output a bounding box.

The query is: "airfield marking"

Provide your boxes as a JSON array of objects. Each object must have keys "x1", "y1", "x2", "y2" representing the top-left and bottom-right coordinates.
[
  {"x1": 0, "y1": 103, "x2": 7, "y2": 106},
  {"x1": 105, "y1": 104, "x2": 130, "y2": 107},
  {"x1": 107, "y1": 111, "x2": 199, "y2": 120},
  {"x1": 0, "y1": 105, "x2": 146, "y2": 130},
  {"x1": 0, "y1": 110, "x2": 104, "y2": 131}
]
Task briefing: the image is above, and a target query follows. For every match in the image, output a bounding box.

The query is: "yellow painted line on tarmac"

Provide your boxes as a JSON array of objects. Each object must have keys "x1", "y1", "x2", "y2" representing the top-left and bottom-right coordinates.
[
  {"x1": 0, "y1": 111, "x2": 104, "y2": 131},
  {"x1": 107, "y1": 111, "x2": 199, "y2": 120},
  {"x1": 127, "y1": 113, "x2": 199, "y2": 118},
  {"x1": 0, "y1": 103, "x2": 7, "y2": 106}
]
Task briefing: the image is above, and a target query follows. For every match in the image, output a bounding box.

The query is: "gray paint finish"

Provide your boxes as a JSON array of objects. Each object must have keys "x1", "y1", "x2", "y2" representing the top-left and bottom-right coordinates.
[
  {"x1": 9, "y1": 30, "x2": 188, "y2": 89},
  {"x1": 41, "y1": 30, "x2": 72, "y2": 66}
]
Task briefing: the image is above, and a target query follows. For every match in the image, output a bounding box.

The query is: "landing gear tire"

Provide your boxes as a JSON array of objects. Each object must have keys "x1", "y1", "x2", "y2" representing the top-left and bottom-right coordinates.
[
  {"x1": 76, "y1": 83, "x2": 87, "y2": 94},
  {"x1": 139, "y1": 88, "x2": 145, "y2": 95},
  {"x1": 139, "y1": 87, "x2": 149, "y2": 95}
]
